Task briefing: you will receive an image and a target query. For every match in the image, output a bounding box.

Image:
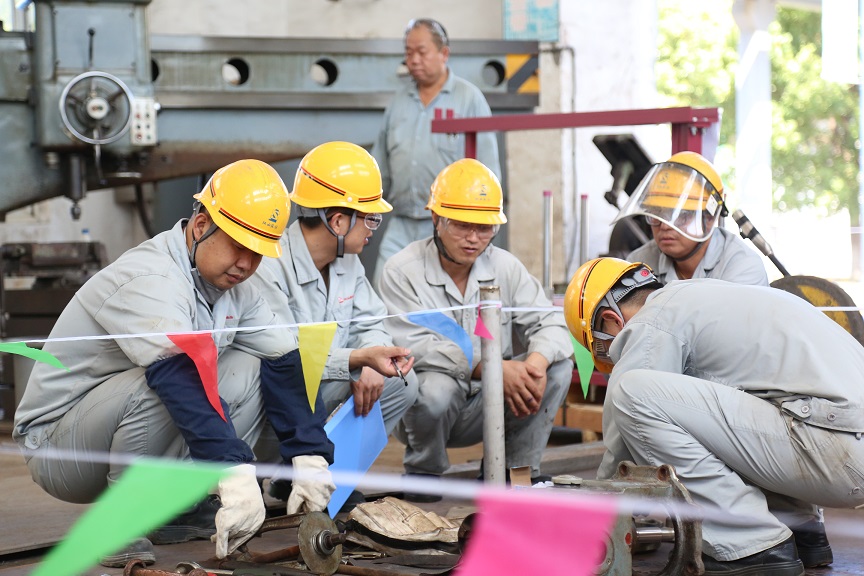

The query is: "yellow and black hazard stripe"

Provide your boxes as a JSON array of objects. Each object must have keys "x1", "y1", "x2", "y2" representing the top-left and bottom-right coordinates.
[{"x1": 506, "y1": 54, "x2": 539, "y2": 94}]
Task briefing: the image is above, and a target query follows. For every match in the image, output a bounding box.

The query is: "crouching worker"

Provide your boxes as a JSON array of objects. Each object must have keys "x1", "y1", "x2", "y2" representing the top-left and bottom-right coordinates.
[
  {"x1": 379, "y1": 158, "x2": 573, "y2": 500},
  {"x1": 564, "y1": 257, "x2": 864, "y2": 575},
  {"x1": 13, "y1": 159, "x2": 334, "y2": 567},
  {"x1": 250, "y1": 142, "x2": 418, "y2": 511}
]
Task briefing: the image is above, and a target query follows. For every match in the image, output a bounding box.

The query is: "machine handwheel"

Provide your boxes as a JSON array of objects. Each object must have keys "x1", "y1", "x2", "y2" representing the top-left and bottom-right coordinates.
[{"x1": 58, "y1": 71, "x2": 134, "y2": 146}]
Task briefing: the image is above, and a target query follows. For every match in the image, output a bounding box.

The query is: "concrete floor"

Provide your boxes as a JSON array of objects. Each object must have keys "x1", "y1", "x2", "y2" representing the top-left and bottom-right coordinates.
[{"x1": 1, "y1": 426, "x2": 863, "y2": 575}]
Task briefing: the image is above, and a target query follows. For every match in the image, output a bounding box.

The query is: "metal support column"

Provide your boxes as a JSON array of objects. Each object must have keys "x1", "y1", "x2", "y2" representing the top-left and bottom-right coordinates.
[{"x1": 480, "y1": 285, "x2": 505, "y2": 484}]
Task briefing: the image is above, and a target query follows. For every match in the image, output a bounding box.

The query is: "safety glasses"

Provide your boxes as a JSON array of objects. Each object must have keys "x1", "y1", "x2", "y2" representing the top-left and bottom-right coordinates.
[{"x1": 442, "y1": 218, "x2": 499, "y2": 240}]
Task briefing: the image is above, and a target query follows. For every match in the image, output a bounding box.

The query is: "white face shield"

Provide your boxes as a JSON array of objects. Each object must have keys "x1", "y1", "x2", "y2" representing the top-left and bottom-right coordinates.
[{"x1": 613, "y1": 162, "x2": 725, "y2": 242}]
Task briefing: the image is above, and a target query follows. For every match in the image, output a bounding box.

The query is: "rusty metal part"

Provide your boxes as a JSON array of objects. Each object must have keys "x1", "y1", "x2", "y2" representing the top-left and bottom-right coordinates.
[
  {"x1": 256, "y1": 513, "x2": 306, "y2": 534},
  {"x1": 298, "y1": 511, "x2": 345, "y2": 575},
  {"x1": 124, "y1": 559, "x2": 208, "y2": 576},
  {"x1": 240, "y1": 544, "x2": 301, "y2": 564},
  {"x1": 554, "y1": 461, "x2": 703, "y2": 576}
]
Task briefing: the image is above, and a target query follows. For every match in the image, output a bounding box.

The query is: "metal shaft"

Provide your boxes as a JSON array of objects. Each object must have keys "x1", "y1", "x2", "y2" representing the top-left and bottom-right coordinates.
[
  {"x1": 542, "y1": 190, "x2": 553, "y2": 297},
  {"x1": 480, "y1": 285, "x2": 505, "y2": 484}
]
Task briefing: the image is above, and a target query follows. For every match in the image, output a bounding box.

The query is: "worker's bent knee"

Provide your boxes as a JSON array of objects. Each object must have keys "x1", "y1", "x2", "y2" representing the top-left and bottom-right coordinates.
[{"x1": 415, "y1": 371, "x2": 462, "y2": 417}]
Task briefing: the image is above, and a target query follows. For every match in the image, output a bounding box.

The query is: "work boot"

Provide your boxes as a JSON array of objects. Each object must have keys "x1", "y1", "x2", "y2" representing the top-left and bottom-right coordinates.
[
  {"x1": 338, "y1": 490, "x2": 367, "y2": 514},
  {"x1": 401, "y1": 473, "x2": 442, "y2": 503},
  {"x1": 99, "y1": 537, "x2": 155, "y2": 568},
  {"x1": 790, "y1": 519, "x2": 833, "y2": 568},
  {"x1": 701, "y1": 536, "x2": 804, "y2": 576},
  {"x1": 147, "y1": 494, "x2": 220, "y2": 545}
]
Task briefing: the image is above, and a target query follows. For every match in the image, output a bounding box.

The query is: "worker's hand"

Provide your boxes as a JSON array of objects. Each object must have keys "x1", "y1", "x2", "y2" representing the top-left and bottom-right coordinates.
[
  {"x1": 286, "y1": 455, "x2": 336, "y2": 515},
  {"x1": 354, "y1": 346, "x2": 415, "y2": 377},
  {"x1": 351, "y1": 366, "x2": 385, "y2": 417},
  {"x1": 212, "y1": 463, "x2": 265, "y2": 559},
  {"x1": 502, "y1": 359, "x2": 546, "y2": 418}
]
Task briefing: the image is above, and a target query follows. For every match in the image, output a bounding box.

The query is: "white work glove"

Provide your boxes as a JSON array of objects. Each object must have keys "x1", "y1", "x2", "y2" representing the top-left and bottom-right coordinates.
[
  {"x1": 285, "y1": 455, "x2": 336, "y2": 515},
  {"x1": 211, "y1": 463, "x2": 266, "y2": 559}
]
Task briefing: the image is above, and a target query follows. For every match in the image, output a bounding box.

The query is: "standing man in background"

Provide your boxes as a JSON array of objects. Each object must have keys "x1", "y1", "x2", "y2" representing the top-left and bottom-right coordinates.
[{"x1": 372, "y1": 17, "x2": 501, "y2": 286}]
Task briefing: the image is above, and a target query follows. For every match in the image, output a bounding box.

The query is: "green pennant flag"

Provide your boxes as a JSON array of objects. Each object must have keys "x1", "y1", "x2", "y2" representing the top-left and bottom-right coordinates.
[
  {"x1": 0, "y1": 341, "x2": 68, "y2": 371},
  {"x1": 569, "y1": 334, "x2": 596, "y2": 398},
  {"x1": 31, "y1": 459, "x2": 226, "y2": 576}
]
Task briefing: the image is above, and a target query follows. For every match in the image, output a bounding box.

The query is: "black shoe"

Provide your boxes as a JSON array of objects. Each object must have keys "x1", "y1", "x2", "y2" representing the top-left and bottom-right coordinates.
[
  {"x1": 339, "y1": 489, "x2": 367, "y2": 514},
  {"x1": 268, "y1": 478, "x2": 292, "y2": 502},
  {"x1": 791, "y1": 519, "x2": 833, "y2": 568},
  {"x1": 147, "y1": 494, "x2": 220, "y2": 545},
  {"x1": 702, "y1": 536, "x2": 804, "y2": 576},
  {"x1": 402, "y1": 473, "x2": 442, "y2": 503},
  {"x1": 99, "y1": 537, "x2": 155, "y2": 568}
]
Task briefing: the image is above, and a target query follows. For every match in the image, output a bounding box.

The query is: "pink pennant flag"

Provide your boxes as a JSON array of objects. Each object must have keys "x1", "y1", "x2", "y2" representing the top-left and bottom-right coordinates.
[
  {"x1": 474, "y1": 307, "x2": 494, "y2": 340},
  {"x1": 167, "y1": 332, "x2": 225, "y2": 422},
  {"x1": 458, "y1": 489, "x2": 616, "y2": 576}
]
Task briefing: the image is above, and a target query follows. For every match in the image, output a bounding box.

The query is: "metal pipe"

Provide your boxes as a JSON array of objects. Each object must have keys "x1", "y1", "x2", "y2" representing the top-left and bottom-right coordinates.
[
  {"x1": 579, "y1": 194, "x2": 589, "y2": 265},
  {"x1": 479, "y1": 285, "x2": 505, "y2": 484},
  {"x1": 542, "y1": 189, "x2": 553, "y2": 296}
]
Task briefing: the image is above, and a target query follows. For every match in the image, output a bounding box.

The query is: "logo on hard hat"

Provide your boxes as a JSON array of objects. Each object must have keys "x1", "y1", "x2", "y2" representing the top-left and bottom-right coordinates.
[{"x1": 264, "y1": 208, "x2": 281, "y2": 229}]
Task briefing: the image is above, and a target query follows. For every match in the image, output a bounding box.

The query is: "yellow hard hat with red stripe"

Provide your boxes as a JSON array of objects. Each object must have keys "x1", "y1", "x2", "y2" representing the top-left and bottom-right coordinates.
[
  {"x1": 426, "y1": 158, "x2": 507, "y2": 225},
  {"x1": 564, "y1": 257, "x2": 660, "y2": 373},
  {"x1": 292, "y1": 141, "x2": 392, "y2": 213},
  {"x1": 193, "y1": 159, "x2": 290, "y2": 258}
]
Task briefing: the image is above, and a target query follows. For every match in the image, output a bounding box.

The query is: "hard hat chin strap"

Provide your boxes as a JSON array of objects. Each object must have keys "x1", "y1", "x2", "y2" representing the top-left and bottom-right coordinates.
[
  {"x1": 188, "y1": 202, "x2": 220, "y2": 269},
  {"x1": 318, "y1": 208, "x2": 357, "y2": 258},
  {"x1": 668, "y1": 240, "x2": 705, "y2": 263},
  {"x1": 187, "y1": 202, "x2": 225, "y2": 306},
  {"x1": 432, "y1": 225, "x2": 459, "y2": 264}
]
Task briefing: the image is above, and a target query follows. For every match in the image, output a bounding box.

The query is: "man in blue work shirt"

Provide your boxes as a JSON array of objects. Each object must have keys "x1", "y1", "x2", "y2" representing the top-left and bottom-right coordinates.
[{"x1": 372, "y1": 17, "x2": 501, "y2": 286}]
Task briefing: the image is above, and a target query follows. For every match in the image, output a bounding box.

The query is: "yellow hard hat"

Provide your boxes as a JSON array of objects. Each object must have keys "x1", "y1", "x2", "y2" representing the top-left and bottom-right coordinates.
[
  {"x1": 564, "y1": 257, "x2": 659, "y2": 374},
  {"x1": 292, "y1": 141, "x2": 392, "y2": 213},
  {"x1": 193, "y1": 159, "x2": 290, "y2": 258},
  {"x1": 426, "y1": 158, "x2": 507, "y2": 225},
  {"x1": 614, "y1": 151, "x2": 725, "y2": 242}
]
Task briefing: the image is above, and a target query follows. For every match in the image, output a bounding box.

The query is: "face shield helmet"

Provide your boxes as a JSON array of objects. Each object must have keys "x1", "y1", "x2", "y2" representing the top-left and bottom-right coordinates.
[
  {"x1": 564, "y1": 258, "x2": 661, "y2": 374},
  {"x1": 613, "y1": 151, "x2": 726, "y2": 242}
]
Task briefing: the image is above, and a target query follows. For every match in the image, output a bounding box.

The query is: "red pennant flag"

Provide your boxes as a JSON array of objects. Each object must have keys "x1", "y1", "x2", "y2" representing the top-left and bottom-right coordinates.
[
  {"x1": 458, "y1": 489, "x2": 616, "y2": 575},
  {"x1": 167, "y1": 332, "x2": 224, "y2": 422},
  {"x1": 474, "y1": 307, "x2": 494, "y2": 340}
]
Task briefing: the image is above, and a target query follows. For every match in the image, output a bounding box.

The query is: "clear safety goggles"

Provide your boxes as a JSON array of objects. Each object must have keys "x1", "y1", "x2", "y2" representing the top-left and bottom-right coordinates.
[
  {"x1": 363, "y1": 213, "x2": 383, "y2": 231},
  {"x1": 441, "y1": 217, "x2": 499, "y2": 240},
  {"x1": 613, "y1": 162, "x2": 724, "y2": 242}
]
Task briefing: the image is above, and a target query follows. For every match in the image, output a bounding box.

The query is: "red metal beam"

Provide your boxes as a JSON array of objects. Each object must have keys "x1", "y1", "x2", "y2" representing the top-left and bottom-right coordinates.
[{"x1": 431, "y1": 106, "x2": 720, "y2": 157}]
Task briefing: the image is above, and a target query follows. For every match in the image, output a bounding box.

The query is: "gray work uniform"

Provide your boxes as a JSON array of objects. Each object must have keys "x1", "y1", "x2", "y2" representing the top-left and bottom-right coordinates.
[
  {"x1": 13, "y1": 221, "x2": 295, "y2": 503},
  {"x1": 627, "y1": 227, "x2": 768, "y2": 285},
  {"x1": 372, "y1": 68, "x2": 501, "y2": 284},
  {"x1": 602, "y1": 279, "x2": 864, "y2": 560},
  {"x1": 379, "y1": 239, "x2": 573, "y2": 476},
  {"x1": 250, "y1": 221, "x2": 418, "y2": 435}
]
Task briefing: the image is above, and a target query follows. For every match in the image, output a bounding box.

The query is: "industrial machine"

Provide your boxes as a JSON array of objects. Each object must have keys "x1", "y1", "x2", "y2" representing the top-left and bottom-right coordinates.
[
  {"x1": 0, "y1": 0, "x2": 539, "y2": 220},
  {"x1": 0, "y1": 0, "x2": 539, "y2": 418}
]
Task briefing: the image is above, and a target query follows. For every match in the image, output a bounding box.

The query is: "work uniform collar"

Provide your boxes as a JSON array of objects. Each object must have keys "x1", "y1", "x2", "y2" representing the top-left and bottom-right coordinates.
[
  {"x1": 655, "y1": 229, "x2": 720, "y2": 281},
  {"x1": 408, "y1": 66, "x2": 455, "y2": 101},
  {"x1": 422, "y1": 238, "x2": 496, "y2": 302},
  {"x1": 288, "y1": 220, "x2": 347, "y2": 290}
]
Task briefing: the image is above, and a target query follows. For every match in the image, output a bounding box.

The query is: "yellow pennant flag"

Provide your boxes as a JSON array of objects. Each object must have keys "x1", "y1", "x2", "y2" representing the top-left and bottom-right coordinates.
[{"x1": 298, "y1": 321, "x2": 338, "y2": 412}]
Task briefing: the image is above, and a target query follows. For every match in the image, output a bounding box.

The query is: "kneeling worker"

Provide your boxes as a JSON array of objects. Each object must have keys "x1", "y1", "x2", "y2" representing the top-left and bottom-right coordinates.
[
  {"x1": 564, "y1": 257, "x2": 864, "y2": 574},
  {"x1": 14, "y1": 160, "x2": 333, "y2": 566}
]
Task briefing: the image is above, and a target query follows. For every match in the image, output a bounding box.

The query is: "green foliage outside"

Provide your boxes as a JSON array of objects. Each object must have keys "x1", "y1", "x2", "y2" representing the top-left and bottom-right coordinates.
[{"x1": 656, "y1": 1, "x2": 861, "y2": 222}]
